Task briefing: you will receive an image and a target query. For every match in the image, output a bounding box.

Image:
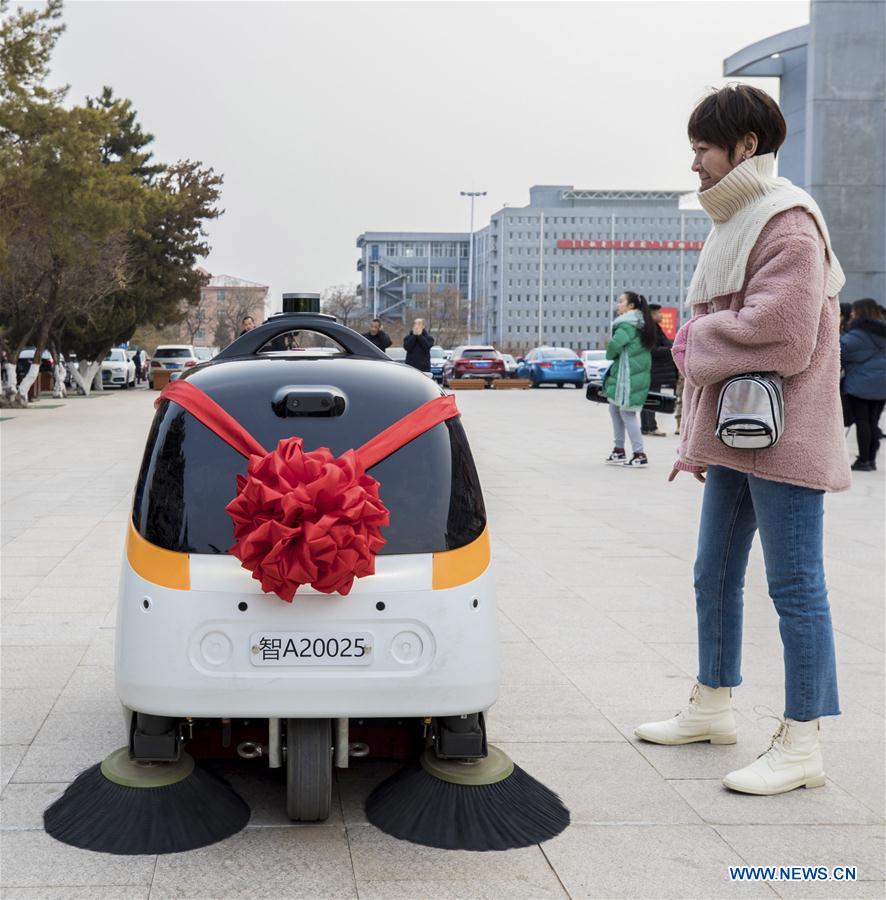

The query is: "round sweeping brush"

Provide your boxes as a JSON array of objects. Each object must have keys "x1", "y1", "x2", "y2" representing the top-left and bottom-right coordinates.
[
  {"x1": 365, "y1": 745, "x2": 569, "y2": 851},
  {"x1": 44, "y1": 748, "x2": 250, "y2": 855}
]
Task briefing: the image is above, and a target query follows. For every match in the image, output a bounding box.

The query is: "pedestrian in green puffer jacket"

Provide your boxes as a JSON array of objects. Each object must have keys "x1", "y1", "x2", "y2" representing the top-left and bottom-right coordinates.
[{"x1": 603, "y1": 291, "x2": 657, "y2": 467}]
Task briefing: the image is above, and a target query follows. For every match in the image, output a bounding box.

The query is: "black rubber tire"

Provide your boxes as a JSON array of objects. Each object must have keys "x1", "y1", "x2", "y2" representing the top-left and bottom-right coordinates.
[
  {"x1": 285, "y1": 718, "x2": 332, "y2": 821},
  {"x1": 557, "y1": 382, "x2": 564, "y2": 388}
]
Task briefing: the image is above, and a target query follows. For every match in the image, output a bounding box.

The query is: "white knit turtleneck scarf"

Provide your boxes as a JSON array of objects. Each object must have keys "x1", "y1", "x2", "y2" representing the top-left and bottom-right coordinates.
[{"x1": 685, "y1": 153, "x2": 845, "y2": 309}]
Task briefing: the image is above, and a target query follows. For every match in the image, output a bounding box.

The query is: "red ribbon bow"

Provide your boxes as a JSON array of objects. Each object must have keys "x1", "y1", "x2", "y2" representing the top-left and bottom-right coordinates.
[{"x1": 155, "y1": 380, "x2": 459, "y2": 600}]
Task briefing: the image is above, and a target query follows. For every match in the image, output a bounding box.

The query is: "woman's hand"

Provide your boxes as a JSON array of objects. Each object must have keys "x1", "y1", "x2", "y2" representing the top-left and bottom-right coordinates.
[{"x1": 668, "y1": 466, "x2": 706, "y2": 483}]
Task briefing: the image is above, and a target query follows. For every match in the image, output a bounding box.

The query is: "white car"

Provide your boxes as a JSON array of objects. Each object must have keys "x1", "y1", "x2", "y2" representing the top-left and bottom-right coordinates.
[
  {"x1": 194, "y1": 347, "x2": 218, "y2": 362},
  {"x1": 148, "y1": 345, "x2": 200, "y2": 388},
  {"x1": 385, "y1": 347, "x2": 407, "y2": 362},
  {"x1": 580, "y1": 349, "x2": 611, "y2": 382},
  {"x1": 500, "y1": 354, "x2": 518, "y2": 378},
  {"x1": 101, "y1": 348, "x2": 137, "y2": 389}
]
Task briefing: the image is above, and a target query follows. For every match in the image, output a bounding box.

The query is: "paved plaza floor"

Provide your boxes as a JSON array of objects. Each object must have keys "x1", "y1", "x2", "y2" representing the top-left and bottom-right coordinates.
[{"x1": 1, "y1": 386, "x2": 884, "y2": 899}]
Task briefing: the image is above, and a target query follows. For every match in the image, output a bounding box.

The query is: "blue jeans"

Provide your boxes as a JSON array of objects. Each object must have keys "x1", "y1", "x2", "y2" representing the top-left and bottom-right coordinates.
[{"x1": 694, "y1": 465, "x2": 840, "y2": 721}]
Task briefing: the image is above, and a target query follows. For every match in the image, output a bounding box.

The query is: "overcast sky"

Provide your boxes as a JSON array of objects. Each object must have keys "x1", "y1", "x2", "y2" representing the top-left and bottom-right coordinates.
[{"x1": 41, "y1": 0, "x2": 809, "y2": 307}]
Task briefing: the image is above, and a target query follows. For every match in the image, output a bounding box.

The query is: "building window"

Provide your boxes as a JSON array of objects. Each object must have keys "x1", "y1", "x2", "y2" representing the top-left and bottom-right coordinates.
[
  {"x1": 386, "y1": 242, "x2": 399, "y2": 256},
  {"x1": 431, "y1": 242, "x2": 444, "y2": 256}
]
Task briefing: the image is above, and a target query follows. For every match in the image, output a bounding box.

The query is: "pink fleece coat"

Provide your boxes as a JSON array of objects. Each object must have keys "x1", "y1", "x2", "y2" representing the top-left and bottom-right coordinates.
[{"x1": 678, "y1": 208, "x2": 851, "y2": 492}]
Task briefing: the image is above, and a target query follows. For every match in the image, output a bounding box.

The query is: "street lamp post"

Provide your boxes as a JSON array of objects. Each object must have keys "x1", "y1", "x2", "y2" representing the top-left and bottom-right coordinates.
[{"x1": 461, "y1": 190, "x2": 486, "y2": 342}]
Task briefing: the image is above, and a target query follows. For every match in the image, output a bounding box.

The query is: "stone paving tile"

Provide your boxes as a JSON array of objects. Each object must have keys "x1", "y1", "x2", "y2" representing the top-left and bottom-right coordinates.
[
  {"x1": 541, "y1": 824, "x2": 776, "y2": 898},
  {"x1": 149, "y1": 826, "x2": 356, "y2": 899},
  {"x1": 671, "y1": 779, "x2": 882, "y2": 826},
  {"x1": 0, "y1": 576, "x2": 43, "y2": 603},
  {"x1": 770, "y1": 880, "x2": 886, "y2": 898},
  {"x1": 0, "y1": 644, "x2": 86, "y2": 690},
  {"x1": 497, "y1": 741, "x2": 702, "y2": 824},
  {"x1": 0, "y1": 830, "x2": 155, "y2": 890},
  {"x1": 336, "y1": 759, "x2": 404, "y2": 826},
  {"x1": 0, "y1": 744, "x2": 27, "y2": 790},
  {"x1": 2, "y1": 888, "x2": 150, "y2": 899},
  {"x1": 499, "y1": 641, "x2": 571, "y2": 685},
  {"x1": 13, "y1": 586, "x2": 118, "y2": 615},
  {"x1": 0, "y1": 781, "x2": 67, "y2": 830},
  {"x1": 819, "y1": 742, "x2": 886, "y2": 819},
  {"x1": 558, "y1": 659, "x2": 695, "y2": 708},
  {"x1": 1, "y1": 612, "x2": 105, "y2": 647},
  {"x1": 11, "y1": 734, "x2": 123, "y2": 784},
  {"x1": 715, "y1": 824, "x2": 885, "y2": 883},
  {"x1": 347, "y1": 825, "x2": 568, "y2": 899},
  {"x1": 486, "y1": 682, "x2": 623, "y2": 744},
  {"x1": 0, "y1": 689, "x2": 59, "y2": 744}
]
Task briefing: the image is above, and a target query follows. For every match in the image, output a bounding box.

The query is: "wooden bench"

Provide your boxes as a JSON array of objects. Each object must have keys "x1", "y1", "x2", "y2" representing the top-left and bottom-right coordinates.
[
  {"x1": 447, "y1": 379, "x2": 487, "y2": 390},
  {"x1": 151, "y1": 370, "x2": 172, "y2": 390}
]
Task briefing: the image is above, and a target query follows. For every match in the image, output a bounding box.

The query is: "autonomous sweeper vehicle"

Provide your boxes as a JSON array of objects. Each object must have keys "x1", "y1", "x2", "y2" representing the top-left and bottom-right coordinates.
[{"x1": 46, "y1": 313, "x2": 568, "y2": 853}]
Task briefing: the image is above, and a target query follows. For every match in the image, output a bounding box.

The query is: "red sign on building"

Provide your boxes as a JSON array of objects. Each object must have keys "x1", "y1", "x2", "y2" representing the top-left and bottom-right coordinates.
[
  {"x1": 658, "y1": 306, "x2": 679, "y2": 341},
  {"x1": 556, "y1": 239, "x2": 704, "y2": 251}
]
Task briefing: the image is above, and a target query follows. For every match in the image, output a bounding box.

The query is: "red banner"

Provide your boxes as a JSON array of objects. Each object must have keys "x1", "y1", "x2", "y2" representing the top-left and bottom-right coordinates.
[
  {"x1": 658, "y1": 306, "x2": 678, "y2": 341},
  {"x1": 556, "y1": 239, "x2": 704, "y2": 251}
]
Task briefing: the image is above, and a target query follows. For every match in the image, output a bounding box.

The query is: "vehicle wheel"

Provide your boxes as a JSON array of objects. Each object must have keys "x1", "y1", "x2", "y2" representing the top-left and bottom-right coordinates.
[
  {"x1": 285, "y1": 718, "x2": 332, "y2": 822},
  {"x1": 557, "y1": 382, "x2": 564, "y2": 388},
  {"x1": 531, "y1": 379, "x2": 540, "y2": 389},
  {"x1": 574, "y1": 382, "x2": 582, "y2": 388}
]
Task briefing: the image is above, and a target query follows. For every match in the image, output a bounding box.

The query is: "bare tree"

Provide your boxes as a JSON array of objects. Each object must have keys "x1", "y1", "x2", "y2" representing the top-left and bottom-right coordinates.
[
  {"x1": 416, "y1": 285, "x2": 466, "y2": 349},
  {"x1": 215, "y1": 287, "x2": 262, "y2": 348},
  {"x1": 322, "y1": 284, "x2": 366, "y2": 329}
]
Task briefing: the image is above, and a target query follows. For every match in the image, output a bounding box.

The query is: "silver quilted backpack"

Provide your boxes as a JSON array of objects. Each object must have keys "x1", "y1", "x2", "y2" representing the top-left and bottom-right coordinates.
[{"x1": 716, "y1": 373, "x2": 785, "y2": 449}]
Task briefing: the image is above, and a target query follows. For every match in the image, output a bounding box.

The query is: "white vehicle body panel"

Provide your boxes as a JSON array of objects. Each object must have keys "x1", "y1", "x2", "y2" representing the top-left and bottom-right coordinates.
[{"x1": 116, "y1": 553, "x2": 499, "y2": 719}]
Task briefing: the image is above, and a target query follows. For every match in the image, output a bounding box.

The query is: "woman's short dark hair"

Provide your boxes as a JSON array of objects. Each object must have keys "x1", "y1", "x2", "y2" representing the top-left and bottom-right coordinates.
[{"x1": 688, "y1": 84, "x2": 787, "y2": 161}]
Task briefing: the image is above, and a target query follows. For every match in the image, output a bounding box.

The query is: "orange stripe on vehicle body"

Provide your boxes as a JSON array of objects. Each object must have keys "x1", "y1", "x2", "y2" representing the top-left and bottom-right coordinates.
[
  {"x1": 432, "y1": 527, "x2": 490, "y2": 590},
  {"x1": 127, "y1": 521, "x2": 190, "y2": 590}
]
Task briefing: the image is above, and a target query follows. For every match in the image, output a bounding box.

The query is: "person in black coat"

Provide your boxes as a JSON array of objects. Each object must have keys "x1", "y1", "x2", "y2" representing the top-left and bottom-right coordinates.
[
  {"x1": 403, "y1": 318, "x2": 434, "y2": 372},
  {"x1": 641, "y1": 304, "x2": 678, "y2": 436},
  {"x1": 362, "y1": 318, "x2": 392, "y2": 352}
]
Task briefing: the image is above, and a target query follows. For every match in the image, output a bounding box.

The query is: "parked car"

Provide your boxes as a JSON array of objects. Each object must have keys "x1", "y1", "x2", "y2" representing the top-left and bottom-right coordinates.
[
  {"x1": 429, "y1": 346, "x2": 446, "y2": 384},
  {"x1": 444, "y1": 346, "x2": 506, "y2": 383},
  {"x1": 194, "y1": 347, "x2": 218, "y2": 362},
  {"x1": 580, "y1": 349, "x2": 611, "y2": 382},
  {"x1": 516, "y1": 347, "x2": 585, "y2": 388},
  {"x1": 16, "y1": 348, "x2": 54, "y2": 382},
  {"x1": 385, "y1": 347, "x2": 407, "y2": 362},
  {"x1": 102, "y1": 347, "x2": 137, "y2": 389},
  {"x1": 148, "y1": 345, "x2": 200, "y2": 388},
  {"x1": 500, "y1": 354, "x2": 518, "y2": 378}
]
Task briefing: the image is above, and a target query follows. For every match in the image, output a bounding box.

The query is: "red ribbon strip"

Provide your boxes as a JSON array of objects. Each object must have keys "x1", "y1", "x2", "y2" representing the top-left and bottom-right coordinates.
[{"x1": 155, "y1": 379, "x2": 459, "y2": 599}]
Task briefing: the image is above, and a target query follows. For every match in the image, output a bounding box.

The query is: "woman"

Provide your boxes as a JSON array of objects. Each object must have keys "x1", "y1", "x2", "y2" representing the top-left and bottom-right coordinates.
[
  {"x1": 602, "y1": 291, "x2": 656, "y2": 467},
  {"x1": 841, "y1": 298, "x2": 886, "y2": 471},
  {"x1": 634, "y1": 84, "x2": 849, "y2": 795}
]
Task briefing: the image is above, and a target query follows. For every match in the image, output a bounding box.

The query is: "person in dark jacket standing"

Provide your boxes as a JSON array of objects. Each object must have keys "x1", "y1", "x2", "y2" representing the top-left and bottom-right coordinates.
[
  {"x1": 641, "y1": 303, "x2": 678, "y2": 436},
  {"x1": 403, "y1": 318, "x2": 434, "y2": 372},
  {"x1": 841, "y1": 298, "x2": 886, "y2": 471},
  {"x1": 363, "y1": 318, "x2": 392, "y2": 352}
]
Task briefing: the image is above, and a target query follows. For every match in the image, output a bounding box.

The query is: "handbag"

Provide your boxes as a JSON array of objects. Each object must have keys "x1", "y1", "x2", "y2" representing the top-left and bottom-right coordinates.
[
  {"x1": 716, "y1": 372, "x2": 784, "y2": 449},
  {"x1": 585, "y1": 380, "x2": 677, "y2": 414}
]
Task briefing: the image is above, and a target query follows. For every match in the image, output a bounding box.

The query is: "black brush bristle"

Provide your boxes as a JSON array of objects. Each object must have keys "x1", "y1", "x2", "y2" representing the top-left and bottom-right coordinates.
[
  {"x1": 365, "y1": 762, "x2": 570, "y2": 851},
  {"x1": 44, "y1": 762, "x2": 250, "y2": 855}
]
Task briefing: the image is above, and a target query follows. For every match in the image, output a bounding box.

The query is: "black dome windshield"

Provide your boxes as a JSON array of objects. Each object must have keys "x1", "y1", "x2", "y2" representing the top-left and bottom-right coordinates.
[{"x1": 132, "y1": 357, "x2": 486, "y2": 556}]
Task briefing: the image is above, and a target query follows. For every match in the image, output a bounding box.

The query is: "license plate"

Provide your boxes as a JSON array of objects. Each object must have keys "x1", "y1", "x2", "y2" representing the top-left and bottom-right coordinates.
[
  {"x1": 166, "y1": 362, "x2": 180, "y2": 369},
  {"x1": 250, "y1": 631, "x2": 373, "y2": 666},
  {"x1": 473, "y1": 361, "x2": 491, "y2": 368}
]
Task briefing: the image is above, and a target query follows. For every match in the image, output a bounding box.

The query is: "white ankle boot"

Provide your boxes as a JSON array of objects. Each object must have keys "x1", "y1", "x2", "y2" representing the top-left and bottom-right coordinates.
[
  {"x1": 634, "y1": 683, "x2": 736, "y2": 745},
  {"x1": 723, "y1": 717, "x2": 825, "y2": 795}
]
